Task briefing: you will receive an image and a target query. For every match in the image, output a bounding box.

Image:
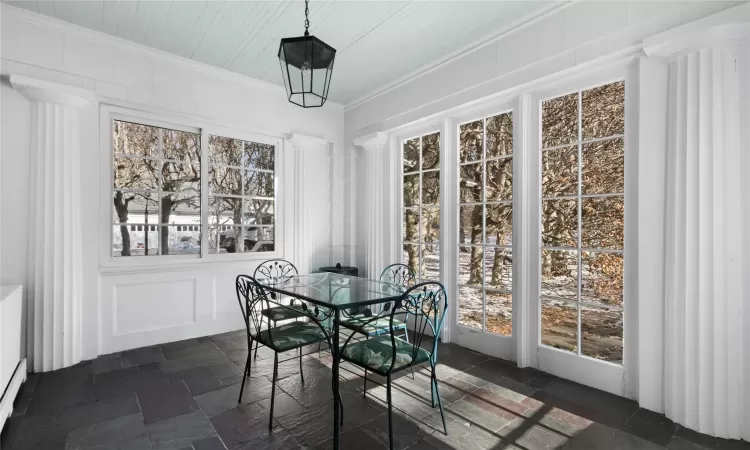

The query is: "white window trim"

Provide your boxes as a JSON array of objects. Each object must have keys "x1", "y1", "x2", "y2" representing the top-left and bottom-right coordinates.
[{"x1": 99, "y1": 104, "x2": 285, "y2": 270}]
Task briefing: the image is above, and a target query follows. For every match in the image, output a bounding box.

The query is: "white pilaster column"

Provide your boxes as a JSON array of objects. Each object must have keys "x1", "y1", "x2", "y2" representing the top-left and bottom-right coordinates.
[
  {"x1": 644, "y1": 25, "x2": 750, "y2": 440},
  {"x1": 284, "y1": 133, "x2": 332, "y2": 274},
  {"x1": 353, "y1": 132, "x2": 390, "y2": 279},
  {"x1": 10, "y1": 75, "x2": 95, "y2": 372}
]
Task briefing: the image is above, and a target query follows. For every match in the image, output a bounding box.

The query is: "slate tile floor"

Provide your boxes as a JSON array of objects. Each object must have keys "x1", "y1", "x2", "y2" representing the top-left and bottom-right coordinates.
[{"x1": 2, "y1": 331, "x2": 749, "y2": 450}]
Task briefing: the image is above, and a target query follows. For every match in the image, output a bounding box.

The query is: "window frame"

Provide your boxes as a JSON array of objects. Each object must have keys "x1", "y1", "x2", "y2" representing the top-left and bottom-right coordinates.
[
  {"x1": 100, "y1": 105, "x2": 284, "y2": 268},
  {"x1": 532, "y1": 72, "x2": 628, "y2": 367}
]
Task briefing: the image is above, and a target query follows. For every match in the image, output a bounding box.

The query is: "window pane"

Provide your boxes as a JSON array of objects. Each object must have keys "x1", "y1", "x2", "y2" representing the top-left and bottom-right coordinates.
[
  {"x1": 244, "y1": 199, "x2": 275, "y2": 226},
  {"x1": 421, "y1": 207, "x2": 440, "y2": 243},
  {"x1": 486, "y1": 158, "x2": 512, "y2": 201},
  {"x1": 542, "y1": 199, "x2": 577, "y2": 247},
  {"x1": 582, "y1": 138, "x2": 624, "y2": 194},
  {"x1": 112, "y1": 225, "x2": 159, "y2": 257},
  {"x1": 420, "y1": 244, "x2": 440, "y2": 282},
  {"x1": 244, "y1": 141, "x2": 274, "y2": 171},
  {"x1": 542, "y1": 93, "x2": 578, "y2": 148},
  {"x1": 404, "y1": 174, "x2": 419, "y2": 207},
  {"x1": 403, "y1": 244, "x2": 419, "y2": 275},
  {"x1": 485, "y1": 248, "x2": 512, "y2": 291},
  {"x1": 541, "y1": 299, "x2": 578, "y2": 353},
  {"x1": 208, "y1": 226, "x2": 241, "y2": 253},
  {"x1": 422, "y1": 132, "x2": 440, "y2": 170},
  {"x1": 403, "y1": 208, "x2": 419, "y2": 242},
  {"x1": 162, "y1": 129, "x2": 200, "y2": 162},
  {"x1": 161, "y1": 225, "x2": 200, "y2": 255},
  {"x1": 459, "y1": 245, "x2": 483, "y2": 287},
  {"x1": 485, "y1": 203, "x2": 512, "y2": 246},
  {"x1": 209, "y1": 196, "x2": 242, "y2": 225},
  {"x1": 208, "y1": 135, "x2": 243, "y2": 166},
  {"x1": 581, "y1": 252, "x2": 623, "y2": 307},
  {"x1": 459, "y1": 286, "x2": 482, "y2": 330},
  {"x1": 459, "y1": 120, "x2": 483, "y2": 163},
  {"x1": 582, "y1": 81, "x2": 624, "y2": 140},
  {"x1": 459, "y1": 204, "x2": 483, "y2": 245},
  {"x1": 582, "y1": 196, "x2": 624, "y2": 249},
  {"x1": 161, "y1": 192, "x2": 200, "y2": 224},
  {"x1": 486, "y1": 291, "x2": 512, "y2": 336},
  {"x1": 422, "y1": 171, "x2": 440, "y2": 205},
  {"x1": 243, "y1": 227, "x2": 274, "y2": 252},
  {"x1": 581, "y1": 305, "x2": 622, "y2": 363},
  {"x1": 486, "y1": 112, "x2": 512, "y2": 158},
  {"x1": 245, "y1": 170, "x2": 274, "y2": 198},
  {"x1": 459, "y1": 163, "x2": 483, "y2": 203},
  {"x1": 541, "y1": 249, "x2": 578, "y2": 300},
  {"x1": 112, "y1": 191, "x2": 158, "y2": 224},
  {"x1": 113, "y1": 121, "x2": 159, "y2": 158},
  {"x1": 209, "y1": 167, "x2": 242, "y2": 196},
  {"x1": 403, "y1": 138, "x2": 419, "y2": 173},
  {"x1": 162, "y1": 162, "x2": 200, "y2": 193},
  {"x1": 542, "y1": 147, "x2": 577, "y2": 198},
  {"x1": 113, "y1": 157, "x2": 158, "y2": 190}
]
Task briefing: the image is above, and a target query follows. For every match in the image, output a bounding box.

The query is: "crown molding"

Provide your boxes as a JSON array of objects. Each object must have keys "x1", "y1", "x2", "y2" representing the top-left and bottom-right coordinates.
[
  {"x1": 10, "y1": 74, "x2": 97, "y2": 106},
  {"x1": 0, "y1": 3, "x2": 345, "y2": 112},
  {"x1": 352, "y1": 131, "x2": 389, "y2": 150}
]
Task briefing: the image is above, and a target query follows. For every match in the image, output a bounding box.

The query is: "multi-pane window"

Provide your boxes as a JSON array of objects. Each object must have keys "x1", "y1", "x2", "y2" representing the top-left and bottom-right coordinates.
[
  {"x1": 403, "y1": 132, "x2": 440, "y2": 282},
  {"x1": 112, "y1": 120, "x2": 201, "y2": 256},
  {"x1": 207, "y1": 136, "x2": 276, "y2": 253},
  {"x1": 458, "y1": 112, "x2": 513, "y2": 335},
  {"x1": 539, "y1": 81, "x2": 625, "y2": 363},
  {"x1": 111, "y1": 118, "x2": 277, "y2": 258}
]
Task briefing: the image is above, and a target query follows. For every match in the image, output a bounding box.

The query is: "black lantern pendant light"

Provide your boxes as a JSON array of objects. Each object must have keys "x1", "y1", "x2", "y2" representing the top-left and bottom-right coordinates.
[{"x1": 278, "y1": 0, "x2": 336, "y2": 108}]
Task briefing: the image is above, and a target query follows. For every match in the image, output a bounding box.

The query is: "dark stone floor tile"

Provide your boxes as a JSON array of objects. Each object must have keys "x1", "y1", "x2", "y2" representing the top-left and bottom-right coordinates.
[
  {"x1": 146, "y1": 411, "x2": 216, "y2": 449},
  {"x1": 209, "y1": 363, "x2": 244, "y2": 384},
  {"x1": 224, "y1": 349, "x2": 251, "y2": 367},
  {"x1": 139, "y1": 382, "x2": 201, "y2": 425},
  {"x1": 358, "y1": 410, "x2": 426, "y2": 450},
  {"x1": 210, "y1": 403, "x2": 275, "y2": 448},
  {"x1": 0, "y1": 413, "x2": 24, "y2": 450},
  {"x1": 11, "y1": 433, "x2": 67, "y2": 450},
  {"x1": 166, "y1": 366, "x2": 224, "y2": 396},
  {"x1": 160, "y1": 347, "x2": 231, "y2": 374},
  {"x1": 432, "y1": 344, "x2": 491, "y2": 372},
  {"x1": 248, "y1": 356, "x2": 307, "y2": 381},
  {"x1": 25, "y1": 378, "x2": 96, "y2": 416},
  {"x1": 234, "y1": 429, "x2": 303, "y2": 450},
  {"x1": 213, "y1": 335, "x2": 249, "y2": 353},
  {"x1": 365, "y1": 383, "x2": 441, "y2": 421},
  {"x1": 211, "y1": 330, "x2": 245, "y2": 341},
  {"x1": 92, "y1": 353, "x2": 124, "y2": 375},
  {"x1": 192, "y1": 436, "x2": 228, "y2": 450},
  {"x1": 194, "y1": 380, "x2": 271, "y2": 417},
  {"x1": 674, "y1": 427, "x2": 750, "y2": 450},
  {"x1": 539, "y1": 378, "x2": 639, "y2": 427},
  {"x1": 448, "y1": 395, "x2": 524, "y2": 432},
  {"x1": 311, "y1": 426, "x2": 387, "y2": 450},
  {"x1": 66, "y1": 412, "x2": 148, "y2": 449},
  {"x1": 559, "y1": 422, "x2": 618, "y2": 449},
  {"x1": 161, "y1": 338, "x2": 202, "y2": 359},
  {"x1": 463, "y1": 359, "x2": 543, "y2": 384},
  {"x1": 94, "y1": 365, "x2": 171, "y2": 400},
  {"x1": 496, "y1": 420, "x2": 571, "y2": 450},
  {"x1": 624, "y1": 408, "x2": 678, "y2": 446},
  {"x1": 607, "y1": 429, "x2": 667, "y2": 449},
  {"x1": 197, "y1": 336, "x2": 214, "y2": 343},
  {"x1": 121, "y1": 346, "x2": 166, "y2": 367},
  {"x1": 420, "y1": 412, "x2": 511, "y2": 450},
  {"x1": 256, "y1": 392, "x2": 305, "y2": 418},
  {"x1": 667, "y1": 436, "x2": 713, "y2": 450}
]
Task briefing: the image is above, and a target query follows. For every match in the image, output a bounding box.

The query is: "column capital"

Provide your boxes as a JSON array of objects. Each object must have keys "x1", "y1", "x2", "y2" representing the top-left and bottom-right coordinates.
[
  {"x1": 352, "y1": 131, "x2": 389, "y2": 151},
  {"x1": 9, "y1": 74, "x2": 96, "y2": 107},
  {"x1": 285, "y1": 132, "x2": 329, "y2": 150}
]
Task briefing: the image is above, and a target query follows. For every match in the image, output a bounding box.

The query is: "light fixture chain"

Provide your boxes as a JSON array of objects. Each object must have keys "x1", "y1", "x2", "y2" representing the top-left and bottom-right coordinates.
[{"x1": 304, "y1": 0, "x2": 310, "y2": 36}]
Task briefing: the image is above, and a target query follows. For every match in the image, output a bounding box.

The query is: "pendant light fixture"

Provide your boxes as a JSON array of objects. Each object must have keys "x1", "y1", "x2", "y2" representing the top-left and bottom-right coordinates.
[{"x1": 278, "y1": 0, "x2": 336, "y2": 108}]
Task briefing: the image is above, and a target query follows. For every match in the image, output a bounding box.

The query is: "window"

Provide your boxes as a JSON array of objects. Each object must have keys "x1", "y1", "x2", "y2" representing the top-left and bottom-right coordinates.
[
  {"x1": 111, "y1": 118, "x2": 277, "y2": 258},
  {"x1": 207, "y1": 136, "x2": 276, "y2": 254},
  {"x1": 539, "y1": 80, "x2": 625, "y2": 363},
  {"x1": 458, "y1": 112, "x2": 513, "y2": 335},
  {"x1": 402, "y1": 132, "x2": 440, "y2": 282}
]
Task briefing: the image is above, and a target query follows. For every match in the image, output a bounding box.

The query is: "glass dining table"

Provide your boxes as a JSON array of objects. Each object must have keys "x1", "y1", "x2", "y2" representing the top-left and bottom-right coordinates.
[{"x1": 256, "y1": 272, "x2": 408, "y2": 450}]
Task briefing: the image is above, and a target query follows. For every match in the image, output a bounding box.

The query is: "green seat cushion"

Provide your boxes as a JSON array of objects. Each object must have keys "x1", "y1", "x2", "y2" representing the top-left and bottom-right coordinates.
[
  {"x1": 261, "y1": 305, "x2": 307, "y2": 322},
  {"x1": 257, "y1": 322, "x2": 327, "y2": 352},
  {"x1": 340, "y1": 316, "x2": 407, "y2": 336},
  {"x1": 341, "y1": 335, "x2": 431, "y2": 375}
]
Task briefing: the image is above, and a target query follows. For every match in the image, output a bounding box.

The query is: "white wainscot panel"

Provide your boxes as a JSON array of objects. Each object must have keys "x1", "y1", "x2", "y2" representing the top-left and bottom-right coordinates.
[{"x1": 114, "y1": 279, "x2": 197, "y2": 336}]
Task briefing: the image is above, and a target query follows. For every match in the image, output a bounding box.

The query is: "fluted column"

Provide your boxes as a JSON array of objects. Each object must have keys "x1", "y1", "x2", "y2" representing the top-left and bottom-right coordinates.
[
  {"x1": 354, "y1": 132, "x2": 390, "y2": 279},
  {"x1": 661, "y1": 45, "x2": 747, "y2": 439},
  {"x1": 10, "y1": 75, "x2": 94, "y2": 372}
]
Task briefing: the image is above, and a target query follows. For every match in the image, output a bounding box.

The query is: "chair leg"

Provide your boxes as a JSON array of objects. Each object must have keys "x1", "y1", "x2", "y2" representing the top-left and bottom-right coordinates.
[
  {"x1": 431, "y1": 363, "x2": 447, "y2": 435},
  {"x1": 363, "y1": 368, "x2": 367, "y2": 398},
  {"x1": 238, "y1": 353, "x2": 250, "y2": 403},
  {"x1": 299, "y1": 350, "x2": 305, "y2": 384},
  {"x1": 246, "y1": 338, "x2": 254, "y2": 378},
  {"x1": 254, "y1": 339, "x2": 260, "y2": 359},
  {"x1": 387, "y1": 374, "x2": 394, "y2": 450},
  {"x1": 269, "y1": 353, "x2": 278, "y2": 430}
]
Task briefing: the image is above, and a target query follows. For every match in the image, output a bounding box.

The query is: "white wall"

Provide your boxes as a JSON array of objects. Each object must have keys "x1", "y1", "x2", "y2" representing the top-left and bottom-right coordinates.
[{"x1": 0, "y1": 4, "x2": 349, "y2": 360}]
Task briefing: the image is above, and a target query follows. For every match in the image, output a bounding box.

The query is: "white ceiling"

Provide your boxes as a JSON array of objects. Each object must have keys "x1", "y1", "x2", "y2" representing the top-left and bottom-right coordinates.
[{"x1": 4, "y1": 1, "x2": 558, "y2": 106}]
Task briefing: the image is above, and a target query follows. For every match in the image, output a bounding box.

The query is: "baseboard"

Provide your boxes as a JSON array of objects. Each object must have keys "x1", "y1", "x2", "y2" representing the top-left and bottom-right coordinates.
[{"x1": 0, "y1": 359, "x2": 27, "y2": 433}]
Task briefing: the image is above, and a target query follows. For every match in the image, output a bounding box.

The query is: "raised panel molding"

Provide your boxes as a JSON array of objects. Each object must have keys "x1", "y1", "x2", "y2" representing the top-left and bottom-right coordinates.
[{"x1": 112, "y1": 279, "x2": 197, "y2": 336}]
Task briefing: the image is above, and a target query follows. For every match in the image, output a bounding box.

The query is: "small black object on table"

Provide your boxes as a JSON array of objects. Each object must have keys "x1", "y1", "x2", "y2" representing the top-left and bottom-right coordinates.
[{"x1": 319, "y1": 263, "x2": 358, "y2": 277}]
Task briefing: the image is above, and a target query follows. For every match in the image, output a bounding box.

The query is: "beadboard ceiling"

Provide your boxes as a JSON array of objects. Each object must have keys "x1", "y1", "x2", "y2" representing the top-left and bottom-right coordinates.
[{"x1": 4, "y1": 1, "x2": 559, "y2": 106}]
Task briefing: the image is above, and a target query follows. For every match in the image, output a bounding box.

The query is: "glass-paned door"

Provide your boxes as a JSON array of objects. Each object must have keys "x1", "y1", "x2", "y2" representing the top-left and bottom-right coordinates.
[
  {"x1": 539, "y1": 81, "x2": 625, "y2": 364},
  {"x1": 455, "y1": 110, "x2": 514, "y2": 358}
]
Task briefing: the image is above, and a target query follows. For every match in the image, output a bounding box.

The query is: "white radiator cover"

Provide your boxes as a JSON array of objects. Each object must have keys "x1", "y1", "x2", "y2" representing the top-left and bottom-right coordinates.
[{"x1": 0, "y1": 285, "x2": 26, "y2": 433}]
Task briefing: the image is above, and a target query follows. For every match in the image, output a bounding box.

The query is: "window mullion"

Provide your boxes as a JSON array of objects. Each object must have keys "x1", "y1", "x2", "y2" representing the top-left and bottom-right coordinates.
[
  {"x1": 200, "y1": 131, "x2": 209, "y2": 258},
  {"x1": 576, "y1": 91, "x2": 583, "y2": 356},
  {"x1": 482, "y1": 117, "x2": 487, "y2": 332}
]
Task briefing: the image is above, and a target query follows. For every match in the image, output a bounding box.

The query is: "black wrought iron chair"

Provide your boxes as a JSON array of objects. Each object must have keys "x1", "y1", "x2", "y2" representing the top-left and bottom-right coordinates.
[
  {"x1": 340, "y1": 264, "x2": 415, "y2": 341},
  {"x1": 251, "y1": 259, "x2": 307, "y2": 358},
  {"x1": 340, "y1": 281, "x2": 448, "y2": 449},
  {"x1": 235, "y1": 275, "x2": 332, "y2": 430}
]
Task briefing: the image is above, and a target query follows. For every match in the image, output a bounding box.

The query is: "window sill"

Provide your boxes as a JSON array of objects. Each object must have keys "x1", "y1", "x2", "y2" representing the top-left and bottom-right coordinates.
[{"x1": 99, "y1": 251, "x2": 283, "y2": 275}]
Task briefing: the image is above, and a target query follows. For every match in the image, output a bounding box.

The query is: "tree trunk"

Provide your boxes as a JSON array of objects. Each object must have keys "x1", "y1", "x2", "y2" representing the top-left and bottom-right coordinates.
[
  {"x1": 160, "y1": 196, "x2": 174, "y2": 255},
  {"x1": 491, "y1": 239, "x2": 502, "y2": 286},
  {"x1": 468, "y1": 207, "x2": 483, "y2": 285},
  {"x1": 113, "y1": 191, "x2": 131, "y2": 256}
]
